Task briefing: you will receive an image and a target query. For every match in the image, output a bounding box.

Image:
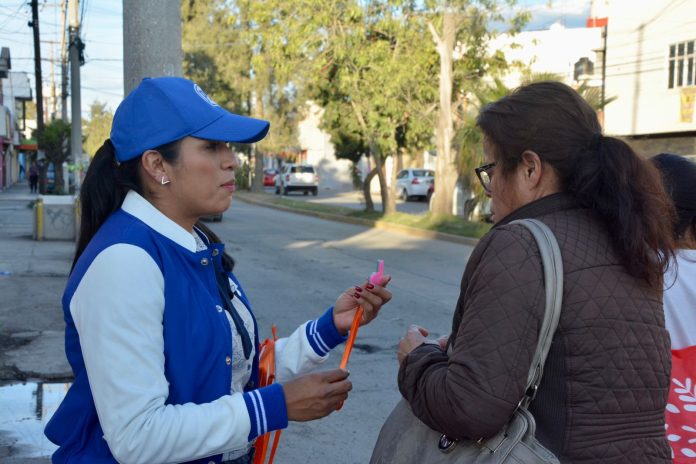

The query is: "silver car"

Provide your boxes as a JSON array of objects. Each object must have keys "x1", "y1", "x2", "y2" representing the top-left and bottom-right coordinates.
[
  {"x1": 395, "y1": 168, "x2": 434, "y2": 201},
  {"x1": 275, "y1": 164, "x2": 319, "y2": 196}
]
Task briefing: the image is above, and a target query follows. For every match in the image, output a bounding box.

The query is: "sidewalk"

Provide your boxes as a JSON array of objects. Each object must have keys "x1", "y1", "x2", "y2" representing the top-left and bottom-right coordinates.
[
  {"x1": 0, "y1": 182, "x2": 75, "y2": 462},
  {"x1": 0, "y1": 181, "x2": 74, "y2": 381}
]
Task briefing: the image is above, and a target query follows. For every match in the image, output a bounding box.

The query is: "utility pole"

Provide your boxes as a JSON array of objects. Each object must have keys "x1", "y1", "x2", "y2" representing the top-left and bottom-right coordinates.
[
  {"x1": 60, "y1": 0, "x2": 68, "y2": 121},
  {"x1": 68, "y1": 0, "x2": 82, "y2": 166},
  {"x1": 123, "y1": 0, "x2": 182, "y2": 95},
  {"x1": 29, "y1": 0, "x2": 44, "y2": 135},
  {"x1": 49, "y1": 44, "x2": 56, "y2": 120}
]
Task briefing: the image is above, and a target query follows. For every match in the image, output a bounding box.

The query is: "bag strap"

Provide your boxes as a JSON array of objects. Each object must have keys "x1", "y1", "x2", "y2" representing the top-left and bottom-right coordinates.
[{"x1": 508, "y1": 219, "x2": 563, "y2": 409}]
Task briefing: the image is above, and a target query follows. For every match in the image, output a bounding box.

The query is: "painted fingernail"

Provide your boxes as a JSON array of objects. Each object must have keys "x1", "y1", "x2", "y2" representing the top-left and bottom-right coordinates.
[
  {"x1": 355, "y1": 286, "x2": 362, "y2": 292},
  {"x1": 366, "y1": 283, "x2": 374, "y2": 289}
]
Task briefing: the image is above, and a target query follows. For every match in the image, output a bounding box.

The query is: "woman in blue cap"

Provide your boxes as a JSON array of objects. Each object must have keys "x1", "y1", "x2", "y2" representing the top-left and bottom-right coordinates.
[{"x1": 45, "y1": 77, "x2": 392, "y2": 464}]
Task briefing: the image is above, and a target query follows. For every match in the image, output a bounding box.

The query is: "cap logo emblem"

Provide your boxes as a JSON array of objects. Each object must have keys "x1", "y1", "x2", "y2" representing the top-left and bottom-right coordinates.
[{"x1": 193, "y1": 83, "x2": 219, "y2": 107}]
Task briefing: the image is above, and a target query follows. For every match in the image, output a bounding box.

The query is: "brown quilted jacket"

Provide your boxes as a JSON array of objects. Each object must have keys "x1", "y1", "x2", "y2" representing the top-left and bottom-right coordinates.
[{"x1": 398, "y1": 193, "x2": 672, "y2": 463}]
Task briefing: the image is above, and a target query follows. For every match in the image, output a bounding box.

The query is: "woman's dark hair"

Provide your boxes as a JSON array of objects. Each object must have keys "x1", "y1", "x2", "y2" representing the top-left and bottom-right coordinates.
[
  {"x1": 476, "y1": 81, "x2": 675, "y2": 289},
  {"x1": 651, "y1": 153, "x2": 696, "y2": 246},
  {"x1": 72, "y1": 139, "x2": 235, "y2": 272}
]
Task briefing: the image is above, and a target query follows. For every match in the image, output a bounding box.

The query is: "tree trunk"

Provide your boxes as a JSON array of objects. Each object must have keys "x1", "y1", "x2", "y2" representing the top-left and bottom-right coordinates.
[
  {"x1": 251, "y1": 145, "x2": 264, "y2": 193},
  {"x1": 385, "y1": 152, "x2": 399, "y2": 214},
  {"x1": 362, "y1": 167, "x2": 377, "y2": 212},
  {"x1": 349, "y1": 102, "x2": 390, "y2": 213},
  {"x1": 429, "y1": 13, "x2": 459, "y2": 216},
  {"x1": 372, "y1": 148, "x2": 391, "y2": 214},
  {"x1": 54, "y1": 162, "x2": 65, "y2": 194}
]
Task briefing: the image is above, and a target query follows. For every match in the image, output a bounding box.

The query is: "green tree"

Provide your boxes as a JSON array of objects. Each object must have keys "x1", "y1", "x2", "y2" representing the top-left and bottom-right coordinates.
[
  {"x1": 310, "y1": 0, "x2": 437, "y2": 213},
  {"x1": 82, "y1": 101, "x2": 113, "y2": 158},
  {"x1": 36, "y1": 119, "x2": 70, "y2": 194},
  {"x1": 182, "y1": 0, "x2": 303, "y2": 192}
]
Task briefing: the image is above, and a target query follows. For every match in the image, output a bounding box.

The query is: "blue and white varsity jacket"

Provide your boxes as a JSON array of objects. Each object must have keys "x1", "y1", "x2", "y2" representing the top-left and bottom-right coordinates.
[{"x1": 44, "y1": 191, "x2": 346, "y2": 463}]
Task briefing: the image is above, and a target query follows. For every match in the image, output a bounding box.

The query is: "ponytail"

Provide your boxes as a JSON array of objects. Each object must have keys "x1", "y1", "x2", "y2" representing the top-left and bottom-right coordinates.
[
  {"x1": 477, "y1": 81, "x2": 675, "y2": 289},
  {"x1": 72, "y1": 140, "x2": 141, "y2": 271},
  {"x1": 567, "y1": 136, "x2": 675, "y2": 288}
]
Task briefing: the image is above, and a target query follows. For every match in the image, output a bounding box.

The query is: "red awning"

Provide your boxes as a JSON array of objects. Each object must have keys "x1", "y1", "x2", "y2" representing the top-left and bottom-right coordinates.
[
  {"x1": 17, "y1": 143, "x2": 38, "y2": 151},
  {"x1": 586, "y1": 17, "x2": 608, "y2": 28}
]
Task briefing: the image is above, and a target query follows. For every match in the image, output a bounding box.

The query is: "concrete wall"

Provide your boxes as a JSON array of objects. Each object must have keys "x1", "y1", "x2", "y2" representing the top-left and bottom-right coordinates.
[
  {"x1": 297, "y1": 103, "x2": 353, "y2": 191},
  {"x1": 624, "y1": 134, "x2": 696, "y2": 157},
  {"x1": 604, "y1": 0, "x2": 696, "y2": 136}
]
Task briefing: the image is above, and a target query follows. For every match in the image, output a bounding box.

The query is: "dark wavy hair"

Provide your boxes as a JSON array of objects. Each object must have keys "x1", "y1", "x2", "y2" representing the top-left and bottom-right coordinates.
[
  {"x1": 72, "y1": 139, "x2": 235, "y2": 272},
  {"x1": 651, "y1": 153, "x2": 696, "y2": 247},
  {"x1": 476, "y1": 81, "x2": 675, "y2": 289}
]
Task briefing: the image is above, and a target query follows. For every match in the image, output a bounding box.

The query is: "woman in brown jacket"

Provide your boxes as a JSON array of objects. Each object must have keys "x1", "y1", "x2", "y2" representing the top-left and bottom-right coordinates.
[{"x1": 396, "y1": 82, "x2": 676, "y2": 463}]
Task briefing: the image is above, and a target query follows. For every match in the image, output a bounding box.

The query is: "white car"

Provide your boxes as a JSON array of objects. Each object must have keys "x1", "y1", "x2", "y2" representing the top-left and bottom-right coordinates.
[
  {"x1": 275, "y1": 164, "x2": 319, "y2": 196},
  {"x1": 396, "y1": 168, "x2": 434, "y2": 201}
]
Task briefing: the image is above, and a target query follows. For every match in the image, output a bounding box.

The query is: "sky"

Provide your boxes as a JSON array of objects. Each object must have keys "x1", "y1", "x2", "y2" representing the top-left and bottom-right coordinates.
[{"x1": 0, "y1": 0, "x2": 592, "y2": 120}]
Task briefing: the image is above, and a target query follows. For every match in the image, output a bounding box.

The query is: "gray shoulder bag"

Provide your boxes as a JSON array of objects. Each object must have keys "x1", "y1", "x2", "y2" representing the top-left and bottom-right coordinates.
[{"x1": 370, "y1": 219, "x2": 563, "y2": 464}]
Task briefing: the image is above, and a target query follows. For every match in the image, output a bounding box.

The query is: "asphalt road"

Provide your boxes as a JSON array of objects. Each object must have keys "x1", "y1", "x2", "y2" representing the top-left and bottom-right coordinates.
[{"x1": 0, "y1": 192, "x2": 474, "y2": 463}]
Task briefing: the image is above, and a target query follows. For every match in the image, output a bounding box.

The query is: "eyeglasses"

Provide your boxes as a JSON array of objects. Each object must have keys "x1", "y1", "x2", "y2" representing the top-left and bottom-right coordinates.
[{"x1": 474, "y1": 162, "x2": 496, "y2": 192}]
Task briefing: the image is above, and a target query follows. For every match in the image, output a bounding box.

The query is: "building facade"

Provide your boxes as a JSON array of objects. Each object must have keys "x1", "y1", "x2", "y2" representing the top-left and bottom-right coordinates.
[
  {"x1": 490, "y1": 22, "x2": 603, "y2": 89},
  {"x1": 0, "y1": 45, "x2": 33, "y2": 190},
  {"x1": 603, "y1": 0, "x2": 696, "y2": 155}
]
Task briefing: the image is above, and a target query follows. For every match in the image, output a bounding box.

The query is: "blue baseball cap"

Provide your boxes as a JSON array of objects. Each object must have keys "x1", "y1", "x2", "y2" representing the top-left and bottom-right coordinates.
[{"x1": 110, "y1": 77, "x2": 270, "y2": 162}]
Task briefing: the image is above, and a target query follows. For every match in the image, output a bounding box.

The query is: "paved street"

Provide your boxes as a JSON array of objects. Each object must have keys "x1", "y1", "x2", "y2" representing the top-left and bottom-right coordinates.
[
  {"x1": 0, "y1": 183, "x2": 475, "y2": 463},
  {"x1": 265, "y1": 185, "x2": 432, "y2": 215}
]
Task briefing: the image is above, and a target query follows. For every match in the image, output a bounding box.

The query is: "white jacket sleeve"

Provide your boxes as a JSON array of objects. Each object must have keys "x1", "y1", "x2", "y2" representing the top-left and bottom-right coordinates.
[
  {"x1": 70, "y1": 244, "x2": 266, "y2": 464},
  {"x1": 274, "y1": 307, "x2": 348, "y2": 383}
]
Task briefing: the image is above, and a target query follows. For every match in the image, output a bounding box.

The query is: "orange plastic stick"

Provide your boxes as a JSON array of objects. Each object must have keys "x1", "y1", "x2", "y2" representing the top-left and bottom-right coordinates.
[
  {"x1": 340, "y1": 306, "x2": 363, "y2": 369},
  {"x1": 336, "y1": 307, "x2": 363, "y2": 411},
  {"x1": 268, "y1": 430, "x2": 282, "y2": 462}
]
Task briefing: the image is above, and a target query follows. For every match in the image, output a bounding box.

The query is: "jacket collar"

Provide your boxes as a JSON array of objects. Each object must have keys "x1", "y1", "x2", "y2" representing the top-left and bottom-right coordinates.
[
  {"x1": 121, "y1": 190, "x2": 198, "y2": 252},
  {"x1": 494, "y1": 192, "x2": 578, "y2": 228}
]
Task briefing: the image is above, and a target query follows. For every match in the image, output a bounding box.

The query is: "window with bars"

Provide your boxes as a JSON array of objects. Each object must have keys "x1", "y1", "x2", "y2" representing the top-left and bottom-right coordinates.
[{"x1": 669, "y1": 40, "x2": 696, "y2": 88}]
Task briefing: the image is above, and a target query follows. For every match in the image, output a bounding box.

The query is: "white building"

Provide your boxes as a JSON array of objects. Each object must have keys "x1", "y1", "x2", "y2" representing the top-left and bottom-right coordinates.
[
  {"x1": 603, "y1": 0, "x2": 696, "y2": 155},
  {"x1": 489, "y1": 22, "x2": 603, "y2": 89},
  {"x1": 296, "y1": 102, "x2": 354, "y2": 191}
]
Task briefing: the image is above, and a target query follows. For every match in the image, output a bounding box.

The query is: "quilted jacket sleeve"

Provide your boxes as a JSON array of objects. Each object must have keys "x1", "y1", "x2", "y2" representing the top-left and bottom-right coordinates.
[{"x1": 398, "y1": 225, "x2": 546, "y2": 440}]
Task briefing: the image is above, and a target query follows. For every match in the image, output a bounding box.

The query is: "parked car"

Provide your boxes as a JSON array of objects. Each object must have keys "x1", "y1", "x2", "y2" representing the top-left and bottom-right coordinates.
[
  {"x1": 395, "y1": 168, "x2": 434, "y2": 201},
  {"x1": 275, "y1": 164, "x2": 319, "y2": 196},
  {"x1": 263, "y1": 168, "x2": 278, "y2": 187}
]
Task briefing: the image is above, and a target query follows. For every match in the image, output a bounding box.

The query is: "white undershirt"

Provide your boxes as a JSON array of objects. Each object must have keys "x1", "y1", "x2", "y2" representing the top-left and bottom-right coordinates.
[{"x1": 193, "y1": 232, "x2": 255, "y2": 460}]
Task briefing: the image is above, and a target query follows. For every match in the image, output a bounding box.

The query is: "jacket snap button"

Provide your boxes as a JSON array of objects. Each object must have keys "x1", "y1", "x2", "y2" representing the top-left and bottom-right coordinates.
[
  {"x1": 200, "y1": 258, "x2": 209, "y2": 266},
  {"x1": 216, "y1": 305, "x2": 223, "y2": 313},
  {"x1": 225, "y1": 356, "x2": 231, "y2": 366},
  {"x1": 212, "y1": 249, "x2": 219, "y2": 256}
]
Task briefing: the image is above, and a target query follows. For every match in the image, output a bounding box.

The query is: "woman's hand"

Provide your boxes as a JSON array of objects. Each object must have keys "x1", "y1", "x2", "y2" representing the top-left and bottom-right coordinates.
[
  {"x1": 282, "y1": 369, "x2": 352, "y2": 421},
  {"x1": 397, "y1": 325, "x2": 438, "y2": 364},
  {"x1": 333, "y1": 275, "x2": 392, "y2": 336}
]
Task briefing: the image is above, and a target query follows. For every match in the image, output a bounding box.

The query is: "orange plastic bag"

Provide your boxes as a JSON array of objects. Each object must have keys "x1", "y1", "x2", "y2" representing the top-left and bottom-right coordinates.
[{"x1": 253, "y1": 326, "x2": 282, "y2": 464}]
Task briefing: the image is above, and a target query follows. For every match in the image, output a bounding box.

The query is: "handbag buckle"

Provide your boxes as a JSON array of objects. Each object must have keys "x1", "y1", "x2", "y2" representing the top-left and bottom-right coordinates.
[{"x1": 438, "y1": 434, "x2": 458, "y2": 453}]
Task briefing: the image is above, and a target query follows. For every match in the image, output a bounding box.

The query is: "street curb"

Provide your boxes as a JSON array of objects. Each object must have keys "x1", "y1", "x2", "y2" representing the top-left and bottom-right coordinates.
[{"x1": 234, "y1": 193, "x2": 480, "y2": 247}]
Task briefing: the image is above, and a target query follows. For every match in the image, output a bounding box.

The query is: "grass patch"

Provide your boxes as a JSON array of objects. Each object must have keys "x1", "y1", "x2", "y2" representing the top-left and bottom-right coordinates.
[
  {"x1": 379, "y1": 212, "x2": 491, "y2": 238},
  {"x1": 274, "y1": 197, "x2": 358, "y2": 216},
  {"x1": 266, "y1": 195, "x2": 491, "y2": 239}
]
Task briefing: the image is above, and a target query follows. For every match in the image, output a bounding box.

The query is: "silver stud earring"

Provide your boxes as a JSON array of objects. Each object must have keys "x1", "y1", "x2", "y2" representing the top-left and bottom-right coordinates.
[{"x1": 161, "y1": 176, "x2": 170, "y2": 185}]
